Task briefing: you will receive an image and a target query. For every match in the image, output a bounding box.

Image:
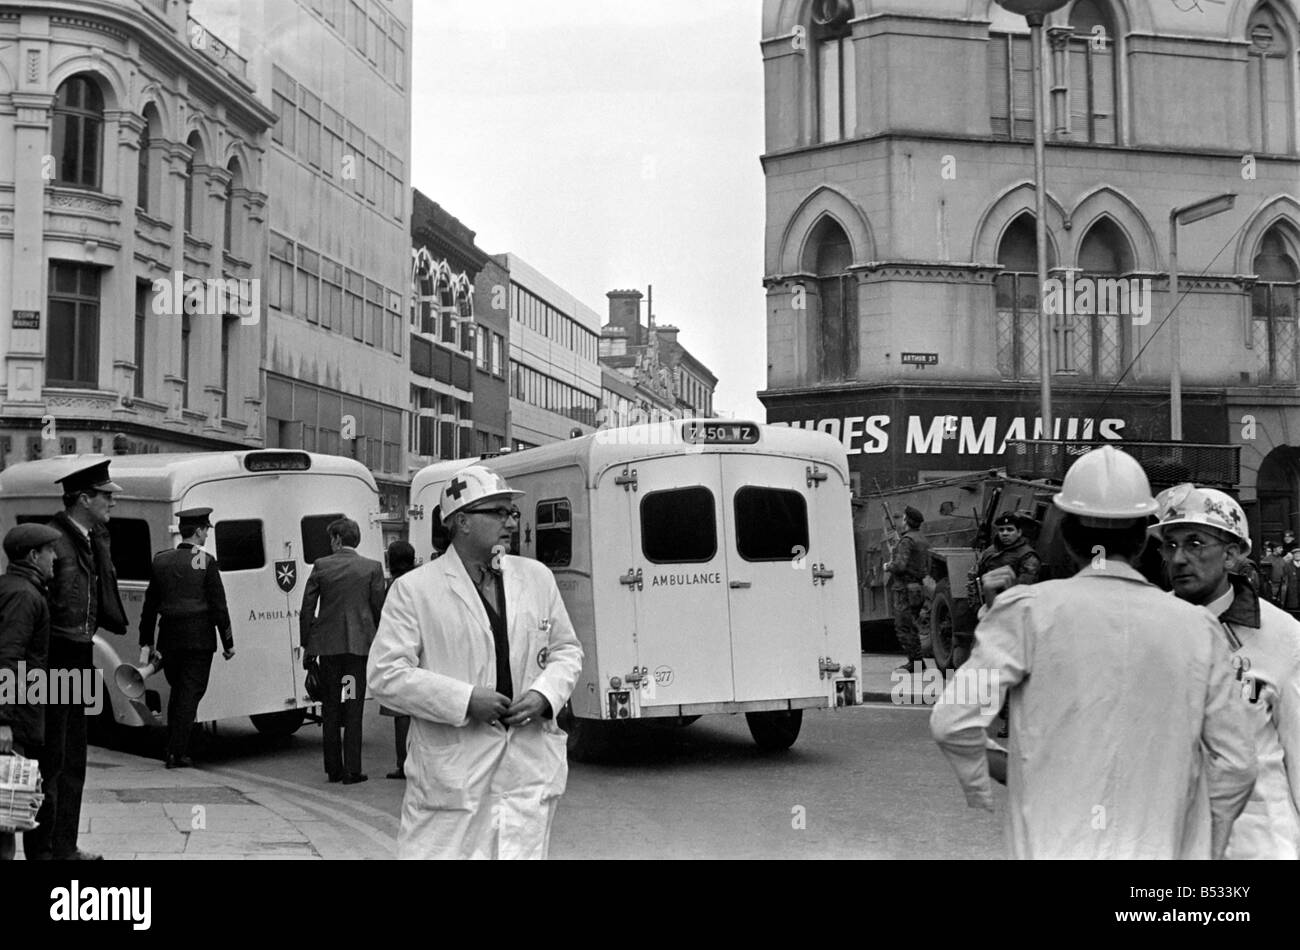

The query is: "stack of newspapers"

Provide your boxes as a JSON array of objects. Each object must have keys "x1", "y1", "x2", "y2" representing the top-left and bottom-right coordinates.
[{"x1": 0, "y1": 754, "x2": 44, "y2": 832}]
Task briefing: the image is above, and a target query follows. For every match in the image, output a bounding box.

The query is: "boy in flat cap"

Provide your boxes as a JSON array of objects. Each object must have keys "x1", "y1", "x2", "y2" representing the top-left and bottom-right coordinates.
[
  {"x1": 0, "y1": 524, "x2": 61, "y2": 860},
  {"x1": 886, "y1": 506, "x2": 931, "y2": 674},
  {"x1": 139, "y1": 508, "x2": 235, "y2": 768},
  {"x1": 28, "y1": 460, "x2": 128, "y2": 861}
]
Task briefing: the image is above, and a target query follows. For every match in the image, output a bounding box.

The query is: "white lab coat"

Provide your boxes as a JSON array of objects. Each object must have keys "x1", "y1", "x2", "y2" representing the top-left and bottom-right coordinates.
[
  {"x1": 367, "y1": 545, "x2": 583, "y2": 860},
  {"x1": 930, "y1": 562, "x2": 1257, "y2": 859},
  {"x1": 1214, "y1": 585, "x2": 1300, "y2": 860}
]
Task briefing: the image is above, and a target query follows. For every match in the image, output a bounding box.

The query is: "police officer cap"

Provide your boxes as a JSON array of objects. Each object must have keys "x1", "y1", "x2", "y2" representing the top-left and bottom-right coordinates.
[
  {"x1": 176, "y1": 507, "x2": 213, "y2": 528},
  {"x1": 57, "y1": 459, "x2": 123, "y2": 495},
  {"x1": 904, "y1": 506, "x2": 924, "y2": 524},
  {"x1": 3, "y1": 523, "x2": 62, "y2": 561}
]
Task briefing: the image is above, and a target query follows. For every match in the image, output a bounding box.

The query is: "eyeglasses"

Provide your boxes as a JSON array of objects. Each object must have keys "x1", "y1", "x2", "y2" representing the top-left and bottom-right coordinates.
[
  {"x1": 1157, "y1": 538, "x2": 1226, "y2": 560},
  {"x1": 465, "y1": 505, "x2": 520, "y2": 521}
]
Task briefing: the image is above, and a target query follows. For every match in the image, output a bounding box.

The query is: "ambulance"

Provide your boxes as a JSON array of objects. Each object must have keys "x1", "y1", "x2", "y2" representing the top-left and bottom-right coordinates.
[
  {"x1": 0, "y1": 451, "x2": 385, "y2": 738},
  {"x1": 409, "y1": 420, "x2": 861, "y2": 757}
]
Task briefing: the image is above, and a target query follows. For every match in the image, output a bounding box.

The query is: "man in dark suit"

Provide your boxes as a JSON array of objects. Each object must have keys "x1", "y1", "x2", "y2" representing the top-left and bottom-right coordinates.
[
  {"x1": 300, "y1": 518, "x2": 384, "y2": 785},
  {"x1": 139, "y1": 508, "x2": 235, "y2": 769}
]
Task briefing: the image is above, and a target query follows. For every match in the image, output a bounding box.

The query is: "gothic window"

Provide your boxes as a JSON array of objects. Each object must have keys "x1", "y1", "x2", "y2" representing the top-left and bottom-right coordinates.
[
  {"x1": 1253, "y1": 227, "x2": 1299, "y2": 383},
  {"x1": 995, "y1": 214, "x2": 1055, "y2": 379},
  {"x1": 807, "y1": 217, "x2": 857, "y2": 382},
  {"x1": 1066, "y1": 0, "x2": 1117, "y2": 144},
  {"x1": 1246, "y1": 5, "x2": 1294, "y2": 154},
  {"x1": 52, "y1": 75, "x2": 104, "y2": 190},
  {"x1": 812, "y1": 0, "x2": 856, "y2": 143},
  {"x1": 1066, "y1": 218, "x2": 1133, "y2": 380}
]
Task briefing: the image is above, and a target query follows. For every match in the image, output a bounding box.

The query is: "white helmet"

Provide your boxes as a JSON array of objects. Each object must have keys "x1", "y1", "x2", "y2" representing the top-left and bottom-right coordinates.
[
  {"x1": 1148, "y1": 483, "x2": 1250, "y2": 554},
  {"x1": 1052, "y1": 445, "x2": 1158, "y2": 526},
  {"x1": 439, "y1": 465, "x2": 525, "y2": 522}
]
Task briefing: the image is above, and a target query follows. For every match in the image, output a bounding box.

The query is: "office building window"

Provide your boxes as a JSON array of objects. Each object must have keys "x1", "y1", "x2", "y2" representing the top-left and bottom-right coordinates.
[
  {"x1": 272, "y1": 68, "x2": 297, "y2": 150},
  {"x1": 52, "y1": 75, "x2": 103, "y2": 190},
  {"x1": 47, "y1": 262, "x2": 100, "y2": 389}
]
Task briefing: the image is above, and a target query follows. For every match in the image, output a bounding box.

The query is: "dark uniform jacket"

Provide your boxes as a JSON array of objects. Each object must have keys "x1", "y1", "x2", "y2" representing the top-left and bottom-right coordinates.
[
  {"x1": 976, "y1": 537, "x2": 1042, "y2": 587},
  {"x1": 48, "y1": 511, "x2": 127, "y2": 643},
  {"x1": 0, "y1": 563, "x2": 51, "y2": 746},
  {"x1": 140, "y1": 543, "x2": 233, "y2": 653},
  {"x1": 299, "y1": 547, "x2": 385, "y2": 657},
  {"x1": 888, "y1": 529, "x2": 931, "y2": 587}
]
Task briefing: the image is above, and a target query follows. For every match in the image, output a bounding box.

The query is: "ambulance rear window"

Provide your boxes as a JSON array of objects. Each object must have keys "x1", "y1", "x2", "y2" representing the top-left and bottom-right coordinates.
[
  {"x1": 214, "y1": 520, "x2": 266, "y2": 572},
  {"x1": 107, "y1": 519, "x2": 153, "y2": 581},
  {"x1": 735, "y1": 487, "x2": 808, "y2": 562},
  {"x1": 301, "y1": 514, "x2": 345, "y2": 565},
  {"x1": 641, "y1": 488, "x2": 716, "y2": 564},
  {"x1": 536, "y1": 500, "x2": 572, "y2": 567}
]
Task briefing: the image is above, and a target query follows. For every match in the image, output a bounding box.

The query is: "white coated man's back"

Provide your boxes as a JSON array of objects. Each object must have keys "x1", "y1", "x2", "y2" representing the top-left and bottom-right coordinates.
[{"x1": 931, "y1": 562, "x2": 1257, "y2": 859}]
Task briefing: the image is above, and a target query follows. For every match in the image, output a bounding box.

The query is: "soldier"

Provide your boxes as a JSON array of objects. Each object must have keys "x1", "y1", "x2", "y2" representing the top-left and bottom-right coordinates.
[
  {"x1": 1150, "y1": 485, "x2": 1300, "y2": 859},
  {"x1": 28, "y1": 460, "x2": 128, "y2": 861},
  {"x1": 974, "y1": 511, "x2": 1042, "y2": 599},
  {"x1": 886, "y1": 506, "x2": 931, "y2": 675},
  {"x1": 139, "y1": 508, "x2": 235, "y2": 769}
]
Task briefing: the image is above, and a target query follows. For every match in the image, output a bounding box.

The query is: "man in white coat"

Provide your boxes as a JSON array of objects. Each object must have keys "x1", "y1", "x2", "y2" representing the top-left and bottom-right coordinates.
[
  {"x1": 1150, "y1": 484, "x2": 1300, "y2": 859},
  {"x1": 368, "y1": 465, "x2": 583, "y2": 859},
  {"x1": 931, "y1": 446, "x2": 1257, "y2": 859}
]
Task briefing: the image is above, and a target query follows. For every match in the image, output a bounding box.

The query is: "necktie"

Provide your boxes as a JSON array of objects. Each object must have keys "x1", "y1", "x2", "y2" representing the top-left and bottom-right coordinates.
[{"x1": 478, "y1": 566, "x2": 513, "y2": 700}]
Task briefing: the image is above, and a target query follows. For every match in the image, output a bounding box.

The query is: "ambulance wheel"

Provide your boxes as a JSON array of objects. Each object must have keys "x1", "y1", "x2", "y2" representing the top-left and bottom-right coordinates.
[
  {"x1": 746, "y1": 709, "x2": 802, "y2": 752},
  {"x1": 558, "y1": 703, "x2": 605, "y2": 763},
  {"x1": 930, "y1": 586, "x2": 956, "y2": 671},
  {"x1": 250, "y1": 709, "x2": 307, "y2": 737}
]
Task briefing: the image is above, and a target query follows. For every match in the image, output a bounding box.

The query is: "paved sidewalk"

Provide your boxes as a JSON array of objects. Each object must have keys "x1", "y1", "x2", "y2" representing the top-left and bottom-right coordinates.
[{"x1": 15, "y1": 745, "x2": 397, "y2": 860}]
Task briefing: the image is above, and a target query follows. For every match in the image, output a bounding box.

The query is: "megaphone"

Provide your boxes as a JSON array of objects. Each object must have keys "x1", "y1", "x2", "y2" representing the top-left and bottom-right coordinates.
[{"x1": 114, "y1": 659, "x2": 161, "y2": 701}]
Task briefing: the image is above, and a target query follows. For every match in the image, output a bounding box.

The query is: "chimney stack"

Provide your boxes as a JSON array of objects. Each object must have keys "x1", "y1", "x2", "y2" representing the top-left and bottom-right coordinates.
[{"x1": 606, "y1": 289, "x2": 645, "y2": 346}]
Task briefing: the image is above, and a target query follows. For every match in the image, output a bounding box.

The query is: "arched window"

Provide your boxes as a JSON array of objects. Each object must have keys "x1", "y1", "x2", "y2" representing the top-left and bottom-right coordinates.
[
  {"x1": 806, "y1": 217, "x2": 857, "y2": 382},
  {"x1": 52, "y1": 75, "x2": 104, "y2": 189},
  {"x1": 1253, "y1": 227, "x2": 1299, "y2": 383},
  {"x1": 224, "y1": 158, "x2": 243, "y2": 256},
  {"x1": 184, "y1": 133, "x2": 204, "y2": 236},
  {"x1": 1066, "y1": 0, "x2": 1117, "y2": 144},
  {"x1": 136, "y1": 107, "x2": 157, "y2": 213},
  {"x1": 812, "y1": 0, "x2": 856, "y2": 144},
  {"x1": 1246, "y1": 5, "x2": 1294, "y2": 154},
  {"x1": 1066, "y1": 218, "x2": 1134, "y2": 379},
  {"x1": 996, "y1": 214, "x2": 1055, "y2": 379}
]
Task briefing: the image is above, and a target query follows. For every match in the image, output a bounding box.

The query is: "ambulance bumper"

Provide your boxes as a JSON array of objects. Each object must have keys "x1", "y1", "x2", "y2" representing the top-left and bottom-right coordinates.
[{"x1": 637, "y1": 696, "x2": 832, "y2": 718}]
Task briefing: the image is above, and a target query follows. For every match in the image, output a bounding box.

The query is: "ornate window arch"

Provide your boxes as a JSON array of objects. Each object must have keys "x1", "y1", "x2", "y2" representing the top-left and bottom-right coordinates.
[
  {"x1": 995, "y1": 213, "x2": 1056, "y2": 379},
  {"x1": 806, "y1": 215, "x2": 857, "y2": 382},
  {"x1": 1062, "y1": 216, "x2": 1134, "y2": 380},
  {"x1": 1252, "y1": 224, "x2": 1300, "y2": 383},
  {"x1": 52, "y1": 74, "x2": 105, "y2": 189}
]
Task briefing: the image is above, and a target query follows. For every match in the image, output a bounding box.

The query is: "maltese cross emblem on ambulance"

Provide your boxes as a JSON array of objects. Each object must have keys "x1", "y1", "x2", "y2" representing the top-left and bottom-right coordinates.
[{"x1": 275, "y1": 560, "x2": 298, "y2": 593}]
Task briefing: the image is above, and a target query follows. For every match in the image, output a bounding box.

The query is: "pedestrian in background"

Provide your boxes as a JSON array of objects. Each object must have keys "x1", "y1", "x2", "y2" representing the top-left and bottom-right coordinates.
[
  {"x1": 381, "y1": 539, "x2": 418, "y2": 780},
  {"x1": 1280, "y1": 552, "x2": 1300, "y2": 620},
  {"x1": 931, "y1": 446, "x2": 1256, "y2": 859},
  {"x1": 27, "y1": 460, "x2": 127, "y2": 862},
  {"x1": 1284, "y1": 530, "x2": 1298, "y2": 556},
  {"x1": 138, "y1": 508, "x2": 235, "y2": 769},
  {"x1": 1151, "y1": 485, "x2": 1300, "y2": 859},
  {"x1": 1262, "y1": 543, "x2": 1286, "y2": 604},
  {"x1": 0, "y1": 524, "x2": 61, "y2": 861},
  {"x1": 887, "y1": 506, "x2": 930, "y2": 675},
  {"x1": 300, "y1": 518, "x2": 385, "y2": 785},
  {"x1": 368, "y1": 466, "x2": 583, "y2": 859}
]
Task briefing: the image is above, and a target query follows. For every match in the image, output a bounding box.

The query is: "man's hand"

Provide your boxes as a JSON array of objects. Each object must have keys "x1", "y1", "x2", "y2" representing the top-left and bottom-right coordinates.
[
  {"x1": 222, "y1": 647, "x2": 236, "y2": 661},
  {"x1": 0, "y1": 724, "x2": 12, "y2": 755},
  {"x1": 467, "y1": 686, "x2": 510, "y2": 725},
  {"x1": 302, "y1": 653, "x2": 315, "y2": 672},
  {"x1": 139, "y1": 646, "x2": 155, "y2": 666},
  {"x1": 503, "y1": 690, "x2": 551, "y2": 728}
]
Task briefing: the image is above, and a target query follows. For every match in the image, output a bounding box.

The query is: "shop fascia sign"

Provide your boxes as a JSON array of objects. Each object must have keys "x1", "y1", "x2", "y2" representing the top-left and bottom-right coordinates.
[{"x1": 770, "y1": 412, "x2": 1126, "y2": 457}]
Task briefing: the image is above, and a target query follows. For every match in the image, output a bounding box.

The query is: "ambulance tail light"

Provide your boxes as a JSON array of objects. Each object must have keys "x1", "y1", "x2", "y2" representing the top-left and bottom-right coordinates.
[{"x1": 607, "y1": 690, "x2": 632, "y2": 719}]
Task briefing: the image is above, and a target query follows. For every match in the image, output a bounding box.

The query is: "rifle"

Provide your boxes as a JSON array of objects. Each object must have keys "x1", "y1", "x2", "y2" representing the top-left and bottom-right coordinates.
[{"x1": 873, "y1": 477, "x2": 902, "y2": 565}]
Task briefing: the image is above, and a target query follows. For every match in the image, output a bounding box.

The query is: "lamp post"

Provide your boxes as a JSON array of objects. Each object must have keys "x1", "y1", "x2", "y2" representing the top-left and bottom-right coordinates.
[
  {"x1": 1169, "y1": 194, "x2": 1235, "y2": 441},
  {"x1": 995, "y1": 0, "x2": 1069, "y2": 440}
]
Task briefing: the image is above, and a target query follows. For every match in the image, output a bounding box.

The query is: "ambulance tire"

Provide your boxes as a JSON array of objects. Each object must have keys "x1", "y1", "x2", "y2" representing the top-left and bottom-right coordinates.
[
  {"x1": 558, "y1": 702, "x2": 607, "y2": 763},
  {"x1": 745, "y1": 709, "x2": 802, "y2": 752},
  {"x1": 930, "y1": 585, "x2": 956, "y2": 671},
  {"x1": 250, "y1": 708, "x2": 307, "y2": 738}
]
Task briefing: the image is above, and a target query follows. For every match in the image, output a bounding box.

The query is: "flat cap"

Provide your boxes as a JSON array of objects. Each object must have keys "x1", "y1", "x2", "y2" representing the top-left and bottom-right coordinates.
[
  {"x1": 57, "y1": 459, "x2": 123, "y2": 495},
  {"x1": 4, "y1": 523, "x2": 62, "y2": 561}
]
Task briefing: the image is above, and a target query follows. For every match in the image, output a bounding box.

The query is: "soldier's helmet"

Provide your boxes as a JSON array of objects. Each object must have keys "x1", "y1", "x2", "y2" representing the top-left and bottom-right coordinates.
[{"x1": 1148, "y1": 483, "x2": 1250, "y2": 555}]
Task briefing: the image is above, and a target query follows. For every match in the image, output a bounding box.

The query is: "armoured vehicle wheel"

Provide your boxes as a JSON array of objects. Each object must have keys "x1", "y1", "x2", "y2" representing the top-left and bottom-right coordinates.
[
  {"x1": 930, "y1": 584, "x2": 956, "y2": 671},
  {"x1": 745, "y1": 709, "x2": 802, "y2": 751}
]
